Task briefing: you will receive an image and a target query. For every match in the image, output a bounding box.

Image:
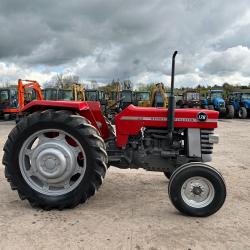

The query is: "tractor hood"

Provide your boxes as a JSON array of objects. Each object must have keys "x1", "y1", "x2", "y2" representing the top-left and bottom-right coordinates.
[
  {"x1": 213, "y1": 97, "x2": 225, "y2": 105},
  {"x1": 243, "y1": 99, "x2": 250, "y2": 108},
  {"x1": 115, "y1": 105, "x2": 219, "y2": 147}
]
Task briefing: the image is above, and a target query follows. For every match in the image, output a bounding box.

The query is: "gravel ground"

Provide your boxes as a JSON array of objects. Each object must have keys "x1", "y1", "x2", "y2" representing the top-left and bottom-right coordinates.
[{"x1": 0, "y1": 119, "x2": 249, "y2": 250}]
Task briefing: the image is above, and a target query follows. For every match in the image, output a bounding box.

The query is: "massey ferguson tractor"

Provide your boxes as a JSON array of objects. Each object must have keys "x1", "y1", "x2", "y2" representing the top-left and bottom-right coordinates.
[{"x1": 2, "y1": 52, "x2": 226, "y2": 217}]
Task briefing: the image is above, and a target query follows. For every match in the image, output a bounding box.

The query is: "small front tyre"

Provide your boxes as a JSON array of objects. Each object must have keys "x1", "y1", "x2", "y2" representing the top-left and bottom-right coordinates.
[
  {"x1": 168, "y1": 162, "x2": 226, "y2": 217},
  {"x1": 238, "y1": 107, "x2": 247, "y2": 119}
]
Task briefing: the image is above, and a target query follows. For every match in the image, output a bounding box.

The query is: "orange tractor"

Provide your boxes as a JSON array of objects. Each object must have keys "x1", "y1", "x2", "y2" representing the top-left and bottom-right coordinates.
[
  {"x1": 0, "y1": 79, "x2": 43, "y2": 119},
  {"x1": 17, "y1": 79, "x2": 43, "y2": 109}
]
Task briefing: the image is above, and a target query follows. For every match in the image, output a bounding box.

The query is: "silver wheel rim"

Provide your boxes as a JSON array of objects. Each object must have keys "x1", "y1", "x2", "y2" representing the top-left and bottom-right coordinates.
[
  {"x1": 19, "y1": 129, "x2": 86, "y2": 196},
  {"x1": 181, "y1": 176, "x2": 215, "y2": 208}
]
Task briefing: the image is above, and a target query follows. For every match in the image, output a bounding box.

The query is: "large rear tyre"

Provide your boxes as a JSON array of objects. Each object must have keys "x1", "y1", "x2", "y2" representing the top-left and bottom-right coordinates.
[
  {"x1": 3, "y1": 110, "x2": 108, "y2": 209},
  {"x1": 168, "y1": 162, "x2": 226, "y2": 217},
  {"x1": 238, "y1": 107, "x2": 247, "y2": 119},
  {"x1": 226, "y1": 105, "x2": 234, "y2": 119}
]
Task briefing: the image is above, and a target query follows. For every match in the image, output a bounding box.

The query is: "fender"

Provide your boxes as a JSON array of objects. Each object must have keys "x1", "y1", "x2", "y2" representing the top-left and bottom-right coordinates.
[{"x1": 20, "y1": 100, "x2": 110, "y2": 139}]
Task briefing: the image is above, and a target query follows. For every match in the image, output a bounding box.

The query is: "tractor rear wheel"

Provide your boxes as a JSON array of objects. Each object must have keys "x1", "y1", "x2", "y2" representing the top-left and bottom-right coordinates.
[
  {"x1": 226, "y1": 105, "x2": 234, "y2": 119},
  {"x1": 168, "y1": 162, "x2": 226, "y2": 217},
  {"x1": 3, "y1": 110, "x2": 108, "y2": 209},
  {"x1": 238, "y1": 107, "x2": 247, "y2": 119}
]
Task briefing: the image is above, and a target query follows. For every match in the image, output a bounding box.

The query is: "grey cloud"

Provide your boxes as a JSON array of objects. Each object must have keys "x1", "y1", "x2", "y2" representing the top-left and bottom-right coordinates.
[{"x1": 0, "y1": 0, "x2": 250, "y2": 85}]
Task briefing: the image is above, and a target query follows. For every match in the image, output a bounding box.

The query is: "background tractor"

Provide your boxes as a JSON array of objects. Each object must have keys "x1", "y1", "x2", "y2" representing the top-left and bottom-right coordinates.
[
  {"x1": 43, "y1": 84, "x2": 85, "y2": 102},
  {"x1": 202, "y1": 89, "x2": 234, "y2": 118},
  {"x1": 149, "y1": 82, "x2": 168, "y2": 107},
  {"x1": 119, "y1": 89, "x2": 134, "y2": 109},
  {"x1": 176, "y1": 90, "x2": 201, "y2": 108},
  {"x1": 227, "y1": 92, "x2": 250, "y2": 118},
  {"x1": 0, "y1": 87, "x2": 18, "y2": 120},
  {"x1": 42, "y1": 88, "x2": 58, "y2": 101},
  {"x1": 3, "y1": 51, "x2": 226, "y2": 217},
  {"x1": 134, "y1": 91, "x2": 151, "y2": 107}
]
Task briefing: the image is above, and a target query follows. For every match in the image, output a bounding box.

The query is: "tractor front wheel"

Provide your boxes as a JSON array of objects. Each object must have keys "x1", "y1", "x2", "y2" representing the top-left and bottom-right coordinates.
[
  {"x1": 168, "y1": 162, "x2": 226, "y2": 217},
  {"x1": 3, "y1": 110, "x2": 108, "y2": 209},
  {"x1": 238, "y1": 107, "x2": 247, "y2": 119}
]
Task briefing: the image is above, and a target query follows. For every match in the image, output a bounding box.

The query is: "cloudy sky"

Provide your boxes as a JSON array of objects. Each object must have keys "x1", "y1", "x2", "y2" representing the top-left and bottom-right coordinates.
[{"x1": 0, "y1": 0, "x2": 250, "y2": 87}]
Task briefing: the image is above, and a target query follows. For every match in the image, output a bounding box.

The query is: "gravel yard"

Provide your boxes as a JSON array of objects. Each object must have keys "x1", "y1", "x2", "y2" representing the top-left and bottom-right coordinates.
[{"x1": 0, "y1": 119, "x2": 249, "y2": 250}]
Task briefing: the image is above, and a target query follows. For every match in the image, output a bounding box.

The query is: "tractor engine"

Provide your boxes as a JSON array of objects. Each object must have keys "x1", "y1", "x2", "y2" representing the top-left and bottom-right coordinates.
[{"x1": 108, "y1": 127, "x2": 218, "y2": 173}]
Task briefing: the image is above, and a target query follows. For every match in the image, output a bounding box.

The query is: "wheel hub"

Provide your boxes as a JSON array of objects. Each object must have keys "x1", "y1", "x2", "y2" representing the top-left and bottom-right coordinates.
[
  {"x1": 181, "y1": 176, "x2": 215, "y2": 208},
  {"x1": 31, "y1": 142, "x2": 76, "y2": 184},
  {"x1": 37, "y1": 148, "x2": 67, "y2": 179},
  {"x1": 192, "y1": 186, "x2": 203, "y2": 195}
]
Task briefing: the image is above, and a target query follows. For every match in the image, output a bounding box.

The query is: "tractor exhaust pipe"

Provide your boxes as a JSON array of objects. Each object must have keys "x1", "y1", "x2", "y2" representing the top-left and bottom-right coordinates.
[{"x1": 167, "y1": 51, "x2": 178, "y2": 143}]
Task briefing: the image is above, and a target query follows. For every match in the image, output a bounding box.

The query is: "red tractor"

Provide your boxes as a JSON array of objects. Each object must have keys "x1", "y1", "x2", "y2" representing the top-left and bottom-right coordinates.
[
  {"x1": 3, "y1": 52, "x2": 226, "y2": 217},
  {"x1": 176, "y1": 90, "x2": 201, "y2": 108}
]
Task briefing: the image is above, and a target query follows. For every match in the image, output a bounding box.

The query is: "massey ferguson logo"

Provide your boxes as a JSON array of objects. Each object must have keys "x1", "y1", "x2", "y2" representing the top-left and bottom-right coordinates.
[{"x1": 197, "y1": 112, "x2": 207, "y2": 122}]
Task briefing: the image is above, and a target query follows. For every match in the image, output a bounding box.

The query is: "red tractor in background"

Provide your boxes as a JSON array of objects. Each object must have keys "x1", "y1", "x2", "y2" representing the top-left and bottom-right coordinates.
[
  {"x1": 176, "y1": 90, "x2": 201, "y2": 108},
  {"x1": 3, "y1": 52, "x2": 226, "y2": 217}
]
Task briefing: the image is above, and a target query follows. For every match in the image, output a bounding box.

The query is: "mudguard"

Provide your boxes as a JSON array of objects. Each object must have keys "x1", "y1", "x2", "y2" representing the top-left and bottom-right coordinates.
[{"x1": 20, "y1": 100, "x2": 110, "y2": 139}]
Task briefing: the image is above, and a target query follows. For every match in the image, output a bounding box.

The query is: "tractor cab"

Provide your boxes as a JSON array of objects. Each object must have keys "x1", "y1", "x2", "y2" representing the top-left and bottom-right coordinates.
[
  {"x1": 177, "y1": 90, "x2": 200, "y2": 108},
  {"x1": 43, "y1": 88, "x2": 58, "y2": 100},
  {"x1": 0, "y1": 87, "x2": 18, "y2": 118},
  {"x1": 204, "y1": 90, "x2": 226, "y2": 113},
  {"x1": 134, "y1": 91, "x2": 150, "y2": 107},
  {"x1": 241, "y1": 92, "x2": 250, "y2": 102},
  {"x1": 209, "y1": 90, "x2": 224, "y2": 103},
  {"x1": 119, "y1": 89, "x2": 134, "y2": 109},
  {"x1": 58, "y1": 89, "x2": 73, "y2": 101},
  {"x1": 185, "y1": 91, "x2": 199, "y2": 101},
  {"x1": 85, "y1": 90, "x2": 101, "y2": 101}
]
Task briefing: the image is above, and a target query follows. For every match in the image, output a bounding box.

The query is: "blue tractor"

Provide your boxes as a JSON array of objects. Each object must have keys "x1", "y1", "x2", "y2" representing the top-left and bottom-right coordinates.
[
  {"x1": 227, "y1": 92, "x2": 250, "y2": 119},
  {"x1": 202, "y1": 90, "x2": 234, "y2": 118}
]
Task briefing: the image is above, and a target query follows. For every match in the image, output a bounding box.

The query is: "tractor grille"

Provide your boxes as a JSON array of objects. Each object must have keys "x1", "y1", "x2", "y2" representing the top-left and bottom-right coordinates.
[{"x1": 200, "y1": 129, "x2": 214, "y2": 155}]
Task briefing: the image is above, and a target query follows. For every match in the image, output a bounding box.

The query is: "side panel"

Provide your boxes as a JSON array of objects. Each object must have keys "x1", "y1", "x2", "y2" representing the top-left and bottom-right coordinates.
[
  {"x1": 115, "y1": 105, "x2": 219, "y2": 147},
  {"x1": 187, "y1": 128, "x2": 201, "y2": 158}
]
